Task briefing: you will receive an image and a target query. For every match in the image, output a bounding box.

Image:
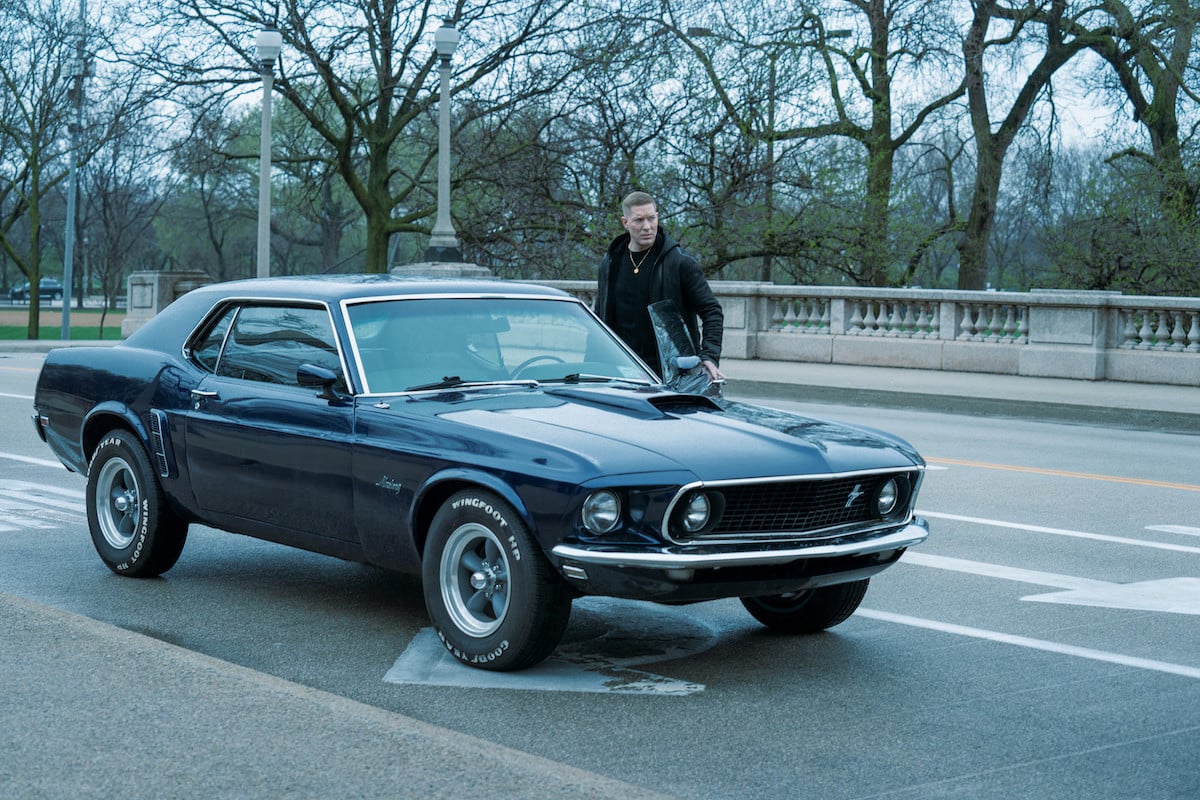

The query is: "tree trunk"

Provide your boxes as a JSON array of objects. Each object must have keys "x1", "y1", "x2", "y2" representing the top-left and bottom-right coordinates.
[
  {"x1": 860, "y1": 1, "x2": 895, "y2": 287},
  {"x1": 957, "y1": 0, "x2": 1091, "y2": 289}
]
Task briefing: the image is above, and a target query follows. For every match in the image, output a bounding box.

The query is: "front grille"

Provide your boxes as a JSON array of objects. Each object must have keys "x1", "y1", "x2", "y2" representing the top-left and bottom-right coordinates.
[{"x1": 667, "y1": 470, "x2": 916, "y2": 544}]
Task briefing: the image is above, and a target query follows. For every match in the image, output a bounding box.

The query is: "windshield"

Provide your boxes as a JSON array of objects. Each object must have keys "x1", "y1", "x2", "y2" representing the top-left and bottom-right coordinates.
[{"x1": 346, "y1": 296, "x2": 654, "y2": 393}]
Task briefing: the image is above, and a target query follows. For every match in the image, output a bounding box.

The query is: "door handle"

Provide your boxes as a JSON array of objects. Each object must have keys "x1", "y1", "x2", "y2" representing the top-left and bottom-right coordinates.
[{"x1": 190, "y1": 389, "x2": 219, "y2": 409}]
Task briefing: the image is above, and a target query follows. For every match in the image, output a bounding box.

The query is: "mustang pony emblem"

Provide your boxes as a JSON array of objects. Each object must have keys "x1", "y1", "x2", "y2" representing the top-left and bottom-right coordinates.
[{"x1": 845, "y1": 483, "x2": 865, "y2": 508}]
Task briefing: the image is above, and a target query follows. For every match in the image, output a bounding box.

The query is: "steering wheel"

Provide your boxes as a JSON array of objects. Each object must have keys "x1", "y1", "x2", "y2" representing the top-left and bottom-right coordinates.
[{"x1": 511, "y1": 354, "x2": 566, "y2": 379}]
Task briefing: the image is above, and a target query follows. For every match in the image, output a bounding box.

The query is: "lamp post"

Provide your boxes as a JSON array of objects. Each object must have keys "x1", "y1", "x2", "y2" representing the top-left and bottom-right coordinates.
[
  {"x1": 255, "y1": 27, "x2": 282, "y2": 279},
  {"x1": 425, "y1": 19, "x2": 462, "y2": 262},
  {"x1": 61, "y1": 0, "x2": 87, "y2": 340}
]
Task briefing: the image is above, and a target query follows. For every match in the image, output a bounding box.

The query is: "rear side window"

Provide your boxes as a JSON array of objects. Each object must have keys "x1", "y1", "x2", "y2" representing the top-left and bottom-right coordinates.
[{"x1": 190, "y1": 307, "x2": 235, "y2": 373}]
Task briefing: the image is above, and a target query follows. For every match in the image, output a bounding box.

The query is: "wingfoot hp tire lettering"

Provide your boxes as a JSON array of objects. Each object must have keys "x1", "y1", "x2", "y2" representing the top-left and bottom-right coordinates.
[
  {"x1": 423, "y1": 489, "x2": 571, "y2": 671},
  {"x1": 86, "y1": 430, "x2": 188, "y2": 578}
]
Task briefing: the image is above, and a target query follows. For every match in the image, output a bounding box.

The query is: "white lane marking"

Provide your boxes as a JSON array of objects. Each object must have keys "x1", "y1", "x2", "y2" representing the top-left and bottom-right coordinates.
[
  {"x1": 0, "y1": 488, "x2": 85, "y2": 512},
  {"x1": 919, "y1": 510, "x2": 1200, "y2": 555},
  {"x1": 902, "y1": 551, "x2": 1108, "y2": 591},
  {"x1": 385, "y1": 598, "x2": 715, "y2": 695},
  {"x1": 0, "y1": 480, "x2": 86, "y2": 532},
  {"x1": 857, "y1": 608, "x2": 1200, "y2": 679},
  {"x1": 0, "y1": 392, "x2": 34, "y2": 400},
  {"x1": 0, "y1": 450, "x2": 66, "y2": 469},
  {"x1": 0, "y1": 481, "x2": 85, "y2": 500},
  {"x1": 1023, "y1": 578, "x2": 1200, "y2": 615},
  {"x1": 1147, "y1": 525, "x2": 1200, "y2": 537},
  {"x1": 902, "y1": 552, "x2": 1200, "y2": 615}
]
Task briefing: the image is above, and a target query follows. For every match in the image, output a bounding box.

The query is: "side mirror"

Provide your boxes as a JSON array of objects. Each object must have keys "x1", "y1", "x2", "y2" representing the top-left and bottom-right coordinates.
[{"x1": 297, "y1": 363, "x2": 342, "y2": 401}]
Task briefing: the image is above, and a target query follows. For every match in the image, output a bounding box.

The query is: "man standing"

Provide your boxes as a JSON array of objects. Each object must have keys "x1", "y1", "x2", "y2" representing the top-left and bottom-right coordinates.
[{"x1": 595, "y1": 191, "x2": 724, "y2": 380}]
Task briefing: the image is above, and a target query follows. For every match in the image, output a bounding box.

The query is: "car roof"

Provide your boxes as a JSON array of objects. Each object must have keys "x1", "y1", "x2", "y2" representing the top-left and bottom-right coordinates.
[
  {"x1": 185, "y1": 274, "x2": 574, "y2": 305},
  {"x1": 122, "y1": 274, "x2": 583, "y2": 352}
]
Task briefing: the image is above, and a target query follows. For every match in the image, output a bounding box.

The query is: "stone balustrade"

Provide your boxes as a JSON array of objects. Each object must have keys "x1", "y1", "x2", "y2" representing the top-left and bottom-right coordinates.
[
  {"x1": 542, "y1": 281, "x2": 1200, "y2": 387},
  {"x1": 122, "y1": 270, "x2": 1197, "y2": 386}
]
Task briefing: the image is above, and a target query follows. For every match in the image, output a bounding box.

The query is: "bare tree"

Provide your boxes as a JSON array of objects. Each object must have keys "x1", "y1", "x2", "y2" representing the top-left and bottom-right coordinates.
[
  {"x1": 157, "y1": 108, "x2": 257, "y2": 281},
  {"x1": 80, "y1": 96, "x2": 167, "y2": 334},
  {"x1": 0, "y1": 0, "x2": 76, "y2": 337},
  {"x1": 137, "y1": 0, "x2": 598, "y2": 273},
  {"x1": 646, "y1": 0, "x2": 965, "y2": 286},
  {"x1": 957, "y1": 1, "x2": 1119, "y2": 290},
  {"x1": 0, "y1": 0, "x2": 158, "y2": 337},
  {"x1": 1091, "y1": 0, "x2": 1200, "y2": 220}
]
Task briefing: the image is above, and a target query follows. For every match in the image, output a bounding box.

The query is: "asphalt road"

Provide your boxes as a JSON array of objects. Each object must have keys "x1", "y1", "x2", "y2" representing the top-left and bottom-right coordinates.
[{"x1": 1, "y1": 351, "x2": 1197, "y2": 799}]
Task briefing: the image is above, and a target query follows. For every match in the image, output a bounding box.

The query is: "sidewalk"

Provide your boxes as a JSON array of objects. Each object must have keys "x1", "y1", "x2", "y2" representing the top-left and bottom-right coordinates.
[
  {"x1": 0, "y1": 593, "x2": 668, "y2": 800},
  {"x1": 721, "y1": 359, "x2": 1200, "y2": 435}
]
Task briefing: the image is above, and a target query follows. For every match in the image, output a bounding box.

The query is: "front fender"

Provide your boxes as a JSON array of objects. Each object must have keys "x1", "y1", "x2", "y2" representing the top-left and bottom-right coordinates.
[{"x1": 410, "y1": 467, "x2": 536, "y2": 557}]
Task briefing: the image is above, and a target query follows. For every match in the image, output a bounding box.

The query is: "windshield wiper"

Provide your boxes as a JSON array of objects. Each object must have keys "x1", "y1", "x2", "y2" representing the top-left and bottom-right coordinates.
[
  {"x1": 404, "y1": 376, "x2": 541, "y2": 393},
  {"x1": 404, "y1": 376, "x2": 467, "y2": 392},
  {"x1": 557, "y1": 373, "x2": 654, "y2": 386}
]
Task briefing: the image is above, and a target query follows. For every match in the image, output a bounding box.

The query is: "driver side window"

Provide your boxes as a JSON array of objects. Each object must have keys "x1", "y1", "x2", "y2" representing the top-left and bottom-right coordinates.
[{"x1": 213, "y1": 304, "x2": 345, "y2": 389}]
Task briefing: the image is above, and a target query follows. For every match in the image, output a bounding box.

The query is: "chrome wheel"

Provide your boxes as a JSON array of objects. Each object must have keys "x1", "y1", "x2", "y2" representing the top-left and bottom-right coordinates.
[
  {"x1": 423, "y1": 489, "x2": 572, "y2": 670},
  {"x1": 439, "y1": 522, "x2": 510, "y2": 638},
  {"x1": 95, "y1": 456, "x2": 141, "y2": 549}
]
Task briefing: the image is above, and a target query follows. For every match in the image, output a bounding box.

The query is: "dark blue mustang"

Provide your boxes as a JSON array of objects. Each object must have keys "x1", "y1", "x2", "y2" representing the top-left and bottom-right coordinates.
[{"x1": 33, "y1": 275, "x2": 928, "y2": 670}]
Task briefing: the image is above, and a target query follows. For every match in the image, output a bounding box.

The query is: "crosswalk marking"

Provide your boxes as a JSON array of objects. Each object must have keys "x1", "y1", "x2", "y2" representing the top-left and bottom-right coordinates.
[{"x1": 0, "y1": 480, "x2": 85, "y2": 532}]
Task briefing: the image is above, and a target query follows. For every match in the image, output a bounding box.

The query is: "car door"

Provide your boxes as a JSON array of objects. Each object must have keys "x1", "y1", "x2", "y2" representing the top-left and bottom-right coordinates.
[{"x1": 184, "y1": 303, "x2": 358, "y2": 544}]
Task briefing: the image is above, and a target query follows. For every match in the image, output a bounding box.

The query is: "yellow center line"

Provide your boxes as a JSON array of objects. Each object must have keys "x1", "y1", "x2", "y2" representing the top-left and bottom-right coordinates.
[{"x1": 927, "y1": 457, "x2": 1200, "y2": 493}]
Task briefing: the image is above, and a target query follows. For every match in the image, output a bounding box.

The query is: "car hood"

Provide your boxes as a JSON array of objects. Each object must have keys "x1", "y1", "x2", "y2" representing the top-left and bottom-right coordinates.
[{"x1": 414, "y1": 384, "x2": 922, "y2": 482}]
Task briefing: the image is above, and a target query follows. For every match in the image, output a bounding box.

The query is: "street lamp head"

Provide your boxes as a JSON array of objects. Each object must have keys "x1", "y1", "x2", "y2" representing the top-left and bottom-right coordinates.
[
  {"x1": 434, "y1": 19, "x2": 459, "y2": 59},
  {"x1": 256, "y1": 27, "x2": 283, "y2": 67}
]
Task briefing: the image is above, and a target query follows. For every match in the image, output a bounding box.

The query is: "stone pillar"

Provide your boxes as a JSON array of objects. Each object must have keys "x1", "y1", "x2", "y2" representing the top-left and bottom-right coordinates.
[
  {"x1": 121, "y1": 270, "x2": 210, "y2": 337},
  {"x1": 1018, "y1": 290, "x2": 1119, "y2": 380},
  {"x1": 390, "y1": 261, "x2": 492, "y2": 278}
]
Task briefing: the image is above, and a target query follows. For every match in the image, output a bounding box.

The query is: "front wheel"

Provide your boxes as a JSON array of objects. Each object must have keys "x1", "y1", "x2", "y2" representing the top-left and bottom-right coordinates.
[
  {"x1": 741, "y1": 579, "x2": 869, "y2": 633},
  {"x1": 86, "y1": 429, "x2": 187, "y2": 577},
  {"x1": 422, "y1": 489, "x2": 571, "y2": 670}
]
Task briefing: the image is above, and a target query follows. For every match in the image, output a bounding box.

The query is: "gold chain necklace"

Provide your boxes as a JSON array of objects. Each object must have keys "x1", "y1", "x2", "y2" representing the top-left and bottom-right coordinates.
[{"x1": 629, "y1": 248, "x2": 651, "y2": 274}]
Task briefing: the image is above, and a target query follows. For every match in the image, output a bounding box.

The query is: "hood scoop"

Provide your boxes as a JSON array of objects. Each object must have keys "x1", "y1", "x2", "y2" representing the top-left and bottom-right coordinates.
[{"x1": 543, "y1": 385, "x2": 721, "y2": 416}]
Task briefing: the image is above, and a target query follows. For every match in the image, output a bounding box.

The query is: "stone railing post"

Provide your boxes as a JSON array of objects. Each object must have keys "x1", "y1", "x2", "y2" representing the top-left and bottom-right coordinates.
[{"x1": 121, "y1": 270, "x2": 211, "y2": 338}]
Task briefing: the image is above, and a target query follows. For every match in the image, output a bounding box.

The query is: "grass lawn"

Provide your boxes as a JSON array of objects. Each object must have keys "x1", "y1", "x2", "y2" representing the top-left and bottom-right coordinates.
[{"x1": 0, "y1": 307, "x2": 126, "y2": 340}]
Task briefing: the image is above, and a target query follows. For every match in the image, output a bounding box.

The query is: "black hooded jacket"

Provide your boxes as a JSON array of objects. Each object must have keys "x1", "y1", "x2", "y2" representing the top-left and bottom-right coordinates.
[{"x1": 595, "y1": 228, "x2": 724, "y2": 369}]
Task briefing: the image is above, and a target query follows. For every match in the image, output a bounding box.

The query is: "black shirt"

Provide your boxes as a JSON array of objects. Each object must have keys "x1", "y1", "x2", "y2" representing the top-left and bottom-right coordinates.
[{"x1": 609, "y1": 245, "x2": 659, "y2": 370}]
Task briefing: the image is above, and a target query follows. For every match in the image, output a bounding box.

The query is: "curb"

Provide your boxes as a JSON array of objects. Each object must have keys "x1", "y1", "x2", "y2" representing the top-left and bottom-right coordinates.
[{"x1": 725, "y1": 379, "x2": 1200, "y2": 436}]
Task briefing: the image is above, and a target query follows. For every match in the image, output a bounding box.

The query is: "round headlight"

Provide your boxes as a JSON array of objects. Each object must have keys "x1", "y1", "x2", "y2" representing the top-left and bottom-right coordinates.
[
  {"x1": 582, "y1": 490, "x2": 621, "y2": 534},
  {"x1": 876, "y1": 478, "x2": 899, "y2": 516},
  {"x1": 681, "y1": 492, "x2": 711, "y2": 533}
]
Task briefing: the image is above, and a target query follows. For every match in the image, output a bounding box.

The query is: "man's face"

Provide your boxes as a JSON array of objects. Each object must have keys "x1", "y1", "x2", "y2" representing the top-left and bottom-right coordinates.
[{"x1": 621, "y1": 203, "x2": 659, "y2": 251}]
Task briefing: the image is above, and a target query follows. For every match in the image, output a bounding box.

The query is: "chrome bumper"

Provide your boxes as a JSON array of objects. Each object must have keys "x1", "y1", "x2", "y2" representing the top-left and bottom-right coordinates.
[{"x1": 551, "y1": 519, "x2": 929, "y2": 571}]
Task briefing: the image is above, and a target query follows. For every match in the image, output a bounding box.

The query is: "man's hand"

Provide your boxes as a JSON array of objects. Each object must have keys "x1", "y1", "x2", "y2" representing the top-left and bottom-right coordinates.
[{"x1": 701, "y1": 360, "x2": 725, "y2": 381}]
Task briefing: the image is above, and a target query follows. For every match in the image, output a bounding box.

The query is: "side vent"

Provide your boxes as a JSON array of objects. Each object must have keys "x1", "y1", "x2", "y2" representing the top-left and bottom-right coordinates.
[{"x1": 148, "y1": 409, "x2": 176, "y2": 478}]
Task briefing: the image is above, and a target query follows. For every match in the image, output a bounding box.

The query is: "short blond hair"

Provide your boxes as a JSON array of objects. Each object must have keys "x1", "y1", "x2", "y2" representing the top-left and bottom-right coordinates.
[{"x1": 621, "y1": 191, "x2": 656, "y2": 217}]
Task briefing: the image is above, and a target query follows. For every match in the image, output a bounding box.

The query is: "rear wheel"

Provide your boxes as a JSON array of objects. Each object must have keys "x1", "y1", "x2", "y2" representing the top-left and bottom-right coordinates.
[
  {"x1": 86, "y1": 430, "x2": 187, "y2": 577},
  {"x1": 422, "y1": 489, "x2": 571, "y2": 670},
  {"x1": 740, "y1": 579, "x2": 869, "y2": 633}
]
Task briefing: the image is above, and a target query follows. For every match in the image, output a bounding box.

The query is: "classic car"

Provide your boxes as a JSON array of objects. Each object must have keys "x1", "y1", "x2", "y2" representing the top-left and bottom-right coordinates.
[
  {"x1": 33, "y1": 275, "x2": 929, "y2": 670},
  {"x1": 10, "y1": 277, "x2": 64, "y2": 302}
]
